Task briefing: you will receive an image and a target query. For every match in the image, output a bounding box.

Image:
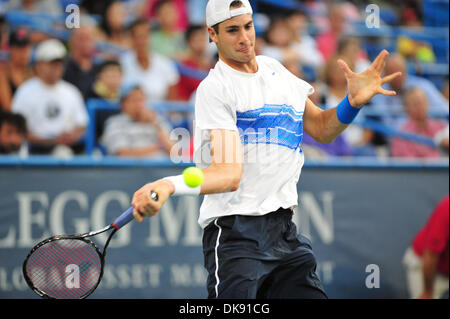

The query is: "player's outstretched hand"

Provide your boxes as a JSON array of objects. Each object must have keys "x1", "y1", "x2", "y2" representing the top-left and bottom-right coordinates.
[
  {"x1": 131, "y1": 179, "x2": 174, "y2": 222},
  {"x1": 337, "y1": 49, "x2": 402, "y2": 108}
]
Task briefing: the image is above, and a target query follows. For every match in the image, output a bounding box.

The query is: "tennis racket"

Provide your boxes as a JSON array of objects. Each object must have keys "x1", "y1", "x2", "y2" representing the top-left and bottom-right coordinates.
[{"x1": 22, "y1": 190, "x2": 158, "y2": 299}]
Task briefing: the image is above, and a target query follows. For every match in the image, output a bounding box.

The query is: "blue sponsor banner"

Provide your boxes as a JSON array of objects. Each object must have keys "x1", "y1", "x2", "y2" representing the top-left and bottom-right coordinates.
[{"x1": 0, "y1": 158, "x2": 448, "y2": 298}]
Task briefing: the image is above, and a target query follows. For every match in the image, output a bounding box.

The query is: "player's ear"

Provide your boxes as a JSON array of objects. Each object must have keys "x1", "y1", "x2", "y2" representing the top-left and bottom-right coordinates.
[{"x1": 207, "y1": 26, "x2": 218, "y2": 44}]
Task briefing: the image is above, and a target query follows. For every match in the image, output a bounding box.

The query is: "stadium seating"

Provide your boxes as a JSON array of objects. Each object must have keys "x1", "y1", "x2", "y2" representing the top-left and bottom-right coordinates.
[
  {"x1": 2, "y1": 2, "x2": 448, "y2": 159},
  {"x1": 84, "y1": 99, "x2": 195, "y2": 155}
]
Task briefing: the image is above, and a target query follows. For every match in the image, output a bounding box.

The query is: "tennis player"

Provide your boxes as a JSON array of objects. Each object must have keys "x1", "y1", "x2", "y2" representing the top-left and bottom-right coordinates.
[{"x1": 131, "y1": 0, "x2": 401, "y2": 298}]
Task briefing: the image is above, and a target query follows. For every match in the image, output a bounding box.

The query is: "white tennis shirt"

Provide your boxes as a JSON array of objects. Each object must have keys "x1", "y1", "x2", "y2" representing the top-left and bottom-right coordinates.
[{"x1": 194, "y1": 55, "x2": 314, "y2": 228}]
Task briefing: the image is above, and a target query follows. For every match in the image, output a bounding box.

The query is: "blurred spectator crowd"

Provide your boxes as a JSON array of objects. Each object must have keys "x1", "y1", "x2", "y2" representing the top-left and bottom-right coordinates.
[{"x1": 0, "y1": 0, "x2": 448, "y2": 161}]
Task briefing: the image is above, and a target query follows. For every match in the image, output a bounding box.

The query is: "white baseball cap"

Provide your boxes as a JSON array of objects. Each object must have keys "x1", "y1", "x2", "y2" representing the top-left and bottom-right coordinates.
[
  {"x1": 206, "y1": 0, "x2": 253, "y2": 27},
  {"x1": 34, "y1": 39, "x2": 66, "y2": 62}
]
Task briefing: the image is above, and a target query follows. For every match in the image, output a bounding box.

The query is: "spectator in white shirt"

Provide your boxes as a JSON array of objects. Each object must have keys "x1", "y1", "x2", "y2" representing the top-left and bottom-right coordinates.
[
  {"x1": 120, "y1": 18, "x2": 179, "y2": 102},
  {"x1": 285, "y1": 9, "x2": 323, "y2": 70},
  {"x1": 11, "y1": 39, "x2": 88, "y2": 156}
]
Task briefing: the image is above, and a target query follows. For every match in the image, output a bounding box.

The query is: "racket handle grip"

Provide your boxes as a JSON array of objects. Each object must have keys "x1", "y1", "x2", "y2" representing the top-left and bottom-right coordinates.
[
  {"x1": 112, "y1": 206, "x2": 134, "y2": 229},
  {"x1": 112, "y1": 191, "x2": 159, "y2": 229}
]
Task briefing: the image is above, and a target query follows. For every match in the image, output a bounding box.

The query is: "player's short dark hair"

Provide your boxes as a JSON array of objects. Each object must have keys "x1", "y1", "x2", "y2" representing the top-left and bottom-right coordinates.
[
  {"x1": 209, "y1": 0, "x2": 245, "y2": 43},
  {"x1": 230, "y1": 0, "x2": 244, "y2": 8},
  {"x1": 0, "y1": 111, "x2": 27, "y2": 135}
]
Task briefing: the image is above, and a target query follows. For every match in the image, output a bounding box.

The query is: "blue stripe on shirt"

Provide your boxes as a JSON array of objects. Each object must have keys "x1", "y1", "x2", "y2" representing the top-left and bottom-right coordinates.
[{"x1": 236, "y1": 104, "x2": 304, "y2": 151}]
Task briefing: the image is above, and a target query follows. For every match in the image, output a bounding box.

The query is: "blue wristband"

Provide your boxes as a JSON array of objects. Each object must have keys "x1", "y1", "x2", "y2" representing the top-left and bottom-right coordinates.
[{"x1": 336, "y1": 94, "x2": 361, "y2": 124}]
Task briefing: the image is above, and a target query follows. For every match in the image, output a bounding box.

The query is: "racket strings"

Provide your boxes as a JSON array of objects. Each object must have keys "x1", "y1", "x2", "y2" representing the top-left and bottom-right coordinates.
[{"x1": 25, "y1": 239, "x2": 102, "y2": 299}]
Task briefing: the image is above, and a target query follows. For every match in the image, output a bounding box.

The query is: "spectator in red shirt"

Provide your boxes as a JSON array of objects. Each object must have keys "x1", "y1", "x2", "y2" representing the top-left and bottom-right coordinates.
[
  {"x1": 174, "y1": 24, "x2": 211, "y2": 101},
  {"x1": 144, "y1": 0, "x2": 188, "y2": 32},
  {"x1": 403, "y1": 195, "x2": 449, "y2": 299},
  {"x1": 316, "y1": 3, "x2": 347, "y2": 62},
  {"x1": 390, "y1": 87, "x2": 447, "y2": 158}
]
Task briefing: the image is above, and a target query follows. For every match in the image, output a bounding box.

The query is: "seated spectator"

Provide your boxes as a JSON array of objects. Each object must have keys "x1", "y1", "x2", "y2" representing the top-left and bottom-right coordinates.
[
  {"x1": 98, "y1": 0, "x2": 132, "y2": 49},
  {"x1": 285, "y1": 9, "x2": 323, "y2": 70},
  {"x1": 434, "y1": 124, "x2": 449, "y2": 153},
  {"x1": 319, "y1": 55, "x2": 377, "y2": 156},
  {"x1": 337, "y1": 37, "x2": 384, "y2": 156},
  {"x1": 397, "y1": 7, "x2": 436, "y2": 64},
  {"x1": 0, "y1": 110, "x2": 27, "y2": 155},
  {"x1": 261, "y1": 17, "x2": 301, "y2": 71},
  {"x1": 316, "y1": 3, "x2": 348, "y2": 62},
  {"x1": 86, "y1": 60, "x2": 122, "y2": 102},
  {"x1": 85, "y1": 59, "x2": 123, "y2": 149},
  {"x1": 174, "y1": 24, "x2": 211, "y2": 101},
  {"x1": 370, "y1": 54, "x2": 449, "y2": 117},
  {"x1": 100, "y1": 84, "x2": 174, "y2": 157},
  {"x1": 320, "y1": 55, "x2": 352, "y2": 107},
  {"x1": 11, "y1": 39, "x2": 88, "y2": 156},
  {"x1": 144, "y1": 0, "x2": 189, "y2": 32},
  {"x1": 151, "y1": 0, "x2": 186, "y2": 58},
  {"x1": 120, "y1": 18, "x2": 179, "y2": 101},
  {"x1": 403, "y1": 195, "x2": 449, "y2": 299},
  {"x1": 390, "y1": 87, "x2": 447, "y2": 158},
  {"x1": 63, "y1": 23, "x2": 100, "y2": 99},
  {"x1": 0, "y1": 28, "x2": 33, "y2": 111},
  {"x1": 337, "y1": 37, "x2": 371, "y2": 74}
]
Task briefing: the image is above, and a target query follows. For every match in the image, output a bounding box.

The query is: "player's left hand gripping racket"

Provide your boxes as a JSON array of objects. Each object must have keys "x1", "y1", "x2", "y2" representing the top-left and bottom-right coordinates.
[{"x1": 22, "y1": 191, "x2": 158, "y2": 299}]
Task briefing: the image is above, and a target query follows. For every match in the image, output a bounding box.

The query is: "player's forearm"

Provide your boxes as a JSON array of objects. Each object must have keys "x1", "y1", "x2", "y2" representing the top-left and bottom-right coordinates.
[
  {"x1": 196, "y1": 129, "x2": 243, "y2": 194},
  {"x1": 316, "y1": 108, "x2": 349, "y2": 144},
  {"x1": 303, "y1": 106, "x2": 349, "y2": 144},
  {"x1": 200, "y1": 163, "x2": 242, "y2": 195},
  {"x1": 422, "y1": 249, "x2": 439, "y2": 295},
  {"x1": 303, "y1": 98, "x2": 358, "y2": 144}
]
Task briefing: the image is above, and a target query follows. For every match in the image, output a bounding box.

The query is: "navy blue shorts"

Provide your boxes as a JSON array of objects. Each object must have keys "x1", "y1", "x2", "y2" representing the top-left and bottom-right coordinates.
[{"x1": 202, "y1": 208, "x2": 327, "y2": 299}]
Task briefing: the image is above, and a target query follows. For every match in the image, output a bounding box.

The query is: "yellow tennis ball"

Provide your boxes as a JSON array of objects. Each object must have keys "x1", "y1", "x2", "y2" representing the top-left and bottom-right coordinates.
[{"x1": 183, "y1": 167, "x2": 204, "y2": 188}]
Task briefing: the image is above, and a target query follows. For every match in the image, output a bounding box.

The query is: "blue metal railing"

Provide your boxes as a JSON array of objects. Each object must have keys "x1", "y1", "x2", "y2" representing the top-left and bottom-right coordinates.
[
  {"x1": 0, "y1": 154, "x2": 448, "y2": 170},
  {"x1": 84, "y1": 99, "x2": 119, "y2": 156},
  {"x1": 355, "y1": 118, "x2": 437, "y2": 148}
]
